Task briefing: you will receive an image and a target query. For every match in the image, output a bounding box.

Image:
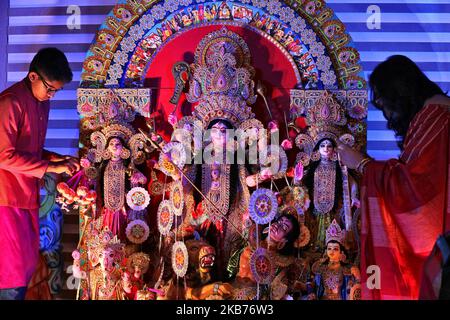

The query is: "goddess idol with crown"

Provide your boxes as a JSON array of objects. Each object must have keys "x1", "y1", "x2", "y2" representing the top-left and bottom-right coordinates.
[
  {"x1": 294, "y1": 91, "x2": 361, "y2": 252},
  {"x1": 157, "y1": 28, "x2": 285, "y2": 280},
  {"x1": 73, "y1": 89, "x2": 151, "y2": 242},
  {"x1": 310, "y1": 219, "x2": 361, "y2": 300}
]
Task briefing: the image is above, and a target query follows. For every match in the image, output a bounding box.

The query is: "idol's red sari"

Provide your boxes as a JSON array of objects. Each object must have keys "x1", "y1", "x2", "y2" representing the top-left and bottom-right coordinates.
[{"x1": 361, "y1": 96, "x2": 450, "y2": 300}]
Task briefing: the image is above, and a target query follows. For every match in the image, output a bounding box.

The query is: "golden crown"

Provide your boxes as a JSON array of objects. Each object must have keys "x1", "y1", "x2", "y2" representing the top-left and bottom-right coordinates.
[
  {"x1": 127, "y1": 252, "x2": 151, "y2": 274},
  {"x1": 186, "y1": 27, "x2": 257, "y2": 128},
  {"x1": 325, "y1": 219, "x2": 345, "y2": 245},
  {"x1": 86, "y1": 227, "x2": 125, "y2": 255}
]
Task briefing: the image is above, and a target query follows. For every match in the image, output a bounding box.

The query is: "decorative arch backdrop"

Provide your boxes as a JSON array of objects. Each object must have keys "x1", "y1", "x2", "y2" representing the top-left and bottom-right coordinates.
[{"x1": 3, "y1": 0, "x2": 450, "y2": 298}]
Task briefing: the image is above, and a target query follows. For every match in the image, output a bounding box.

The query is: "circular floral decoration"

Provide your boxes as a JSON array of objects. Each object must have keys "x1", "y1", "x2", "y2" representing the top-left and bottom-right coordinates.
[
  {"x1": 157, "y1": 200, "x2": 174, "y2": 236},
  {"x1": 171, "y1": 241, "x2": 188, "y2": 278},
  {"x1": 126, "y1": 219, "x2": 150, "y2": 244},
  {"x1": 170, "y1": 181, "x2": 184, "y2": 217},
  {"x1": 249, "y1": 188, "x2": 278, "y2": 225},
  {"x1": 350, "y1": 283, "x2": 362, "y2": 300},
  {"x1": 158, "y1": 142, "x2": 186, "y2": 178},
  {"x1": 250, "y1": 247, "x2": 275, "y2": 285},
  {"x1": 84, "y1": 166, "x2": 98, "y2": 180},
  {"x1": 295, "y1": 224, "x2": 311, "y2": 248},
  {"x1": 126, "y1": 187, "x2": 151, "y2": 211}
]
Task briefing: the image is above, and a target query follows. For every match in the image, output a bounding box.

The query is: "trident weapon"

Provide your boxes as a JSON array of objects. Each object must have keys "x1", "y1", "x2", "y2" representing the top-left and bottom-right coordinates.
[{"x1": 256, "y1": 81, "x2": 273, "y2": 119}]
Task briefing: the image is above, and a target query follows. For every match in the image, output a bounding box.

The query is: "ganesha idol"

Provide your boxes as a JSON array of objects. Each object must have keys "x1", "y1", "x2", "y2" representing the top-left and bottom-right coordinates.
[{"x1": 72, "y1": 227, "x2": 128, "y2": 300}]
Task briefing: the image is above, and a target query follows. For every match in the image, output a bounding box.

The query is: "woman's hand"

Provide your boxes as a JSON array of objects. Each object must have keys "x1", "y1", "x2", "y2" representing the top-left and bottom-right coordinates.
[
  {"x1": 351, "y1": 198, "x2": 361, "y2": 208},
  {"x1": 336, "y1": 142, "x2": 366, "y2": 169},
  {"x1": 168, "y1": 113, "x2": 178, "y2": 127},
  {"x1": 260, "y1": 168, "x2": 273, "y2": 180},
  {"x1": 246, "y1": 175, "x2": 257, "y2": 187},
  {"x1": 281, "y1": 139, "x2": 293, "y2": 150}
]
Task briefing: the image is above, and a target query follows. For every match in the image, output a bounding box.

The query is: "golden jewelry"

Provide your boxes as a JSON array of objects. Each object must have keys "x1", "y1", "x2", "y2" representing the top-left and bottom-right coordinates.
[{"x1": 356, "y1": 157, "x2": 372, "y2": 174}]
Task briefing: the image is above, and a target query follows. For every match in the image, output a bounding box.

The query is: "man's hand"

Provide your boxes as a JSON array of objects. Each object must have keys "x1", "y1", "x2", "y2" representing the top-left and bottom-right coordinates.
[
  {"x1": 46, "y1": 159, "x2": 80, "y2": 176},
  {"x1": 47, "y1": 152, "x2": 77, "y2": 162}
]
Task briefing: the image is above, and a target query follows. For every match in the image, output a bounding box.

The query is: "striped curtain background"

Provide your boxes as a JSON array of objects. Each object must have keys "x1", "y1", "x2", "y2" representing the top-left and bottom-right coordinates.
[
  {"x1": 5, "y1": 0, "x2": 450, "y2": 160},
  {"x1": 3, "y1": 0, "x2": 449, "y2": 297}
]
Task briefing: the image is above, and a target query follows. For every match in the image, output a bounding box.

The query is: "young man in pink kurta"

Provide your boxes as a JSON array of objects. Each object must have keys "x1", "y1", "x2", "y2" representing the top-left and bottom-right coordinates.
[{"x1": 0, "y1": 48, "x2": 80, "y2": 300}]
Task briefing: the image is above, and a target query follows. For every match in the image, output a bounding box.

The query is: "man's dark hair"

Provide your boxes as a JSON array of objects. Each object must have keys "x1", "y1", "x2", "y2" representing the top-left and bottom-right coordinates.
[
  {"x1": 369, "y1": 55, "x2": 445, "y2": 150},
  {"x1": 29, "y1": 47, "x2": 73, "y2": 83}
]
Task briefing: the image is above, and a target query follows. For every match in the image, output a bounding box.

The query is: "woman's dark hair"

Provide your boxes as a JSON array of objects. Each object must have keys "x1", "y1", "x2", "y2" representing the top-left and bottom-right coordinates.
[
  {"x1": 326, "y1": 239, "x2": 345, "y2": 252},
  {"x1": 29, "y1": 47, "x2": 73, "y2": 83},
  {"x1": 207, "y1": 118, "x2": 234, "y2": 130},
  {"x1": 369, "y1": 55, "x2": 445, "y2": 150},
  {"x1": 303, "y1": 138, "x2": 342, "y2": 212}
]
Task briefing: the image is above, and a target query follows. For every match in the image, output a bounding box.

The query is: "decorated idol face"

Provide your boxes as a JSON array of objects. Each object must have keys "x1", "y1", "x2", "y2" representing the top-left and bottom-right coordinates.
[
  {"x1": 210, "y1": 121, "x2": 229, "y2": 146},
  {"x1": 269, "y1": 215, "x2": 293, "y2": 244},
  {"x1": 318, "y1": 139, "x2": 335, "y2": 160},
  {"x1": 133, "y1": 265, "x2": 142, "y2": 279},
  {"x1": 99, "y1": 247, "x2": 116, "y2": 272},
  {"x1": 107, "y1": 137, "x2": 124, "y2": 159},
  {"x1": 326, "y1": 241, "x2": 342, "y2": 262},
  {"x1": 122, "y1": 270, "x2": 132, "y2": 283}
]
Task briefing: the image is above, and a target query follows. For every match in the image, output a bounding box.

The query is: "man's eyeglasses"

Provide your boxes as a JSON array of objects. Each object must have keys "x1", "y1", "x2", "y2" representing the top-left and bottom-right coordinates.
[{"x1": 35, "y1": 71, "x2": 63, "y2": 94}]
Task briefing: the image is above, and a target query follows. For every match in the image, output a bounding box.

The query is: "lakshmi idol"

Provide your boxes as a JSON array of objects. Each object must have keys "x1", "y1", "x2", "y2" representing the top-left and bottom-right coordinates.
[
  {"x1": 81, "y1": 127, "x2": 147, "y2": 239},
  {"x1": 71, "y1": 90, "x2": 152, "y2": 243},
  {"x1": 302, "y1": 137, "x2": 359, "y2": 250},
  {"x1": 294, "y1": 91, "x2": 360, "y2": 252}
]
